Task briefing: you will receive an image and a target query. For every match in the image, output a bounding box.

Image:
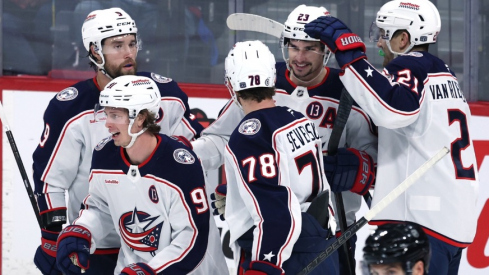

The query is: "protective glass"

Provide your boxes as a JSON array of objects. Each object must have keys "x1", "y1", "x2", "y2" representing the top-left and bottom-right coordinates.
[
  {"x1": 369, "y1": 22, "x2": 389, "y2": 42},
  {"x1": 101, "y1": 34, "x2": 141, "y2": 55},
  {"x1": 93, "y1": 104, "x2": 129, "y2": 125},
  {"x1": 93, "y1": 103, "x2": 106, "y2": 123}
]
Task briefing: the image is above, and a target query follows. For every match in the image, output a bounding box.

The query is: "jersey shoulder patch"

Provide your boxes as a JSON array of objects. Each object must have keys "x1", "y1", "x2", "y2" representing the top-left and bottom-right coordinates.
[
  {"x1": 173, "y1": 148, "x2": 195, "y2": 164},
  {"x1": 238, "y1": 118, "x2": 261, "y2": 135},
  {"x1": 56, "y1": 87, "x2": 78, "y2": 101},
  {"x1": 94, "y1": 135, "x2": 113, "y2": 151},
  {"x1": 151, "y1": 73, "x2": 172, "y2": 83}
]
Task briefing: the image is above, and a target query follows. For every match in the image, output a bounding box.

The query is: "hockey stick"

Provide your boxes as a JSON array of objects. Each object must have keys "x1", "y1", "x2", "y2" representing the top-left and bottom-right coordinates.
[
  {"x1": 327, "y1": 88, "x2": 356, "y2": 275},
  {"x1": 226, "y1": 13, "x2": 284, "y2": 38},
  {"x1": 0, "y1": 100, "x2": 43, "y2": 229},
  {"x1": 298, "y1": 147, "x2": 450, "y2": 275}
]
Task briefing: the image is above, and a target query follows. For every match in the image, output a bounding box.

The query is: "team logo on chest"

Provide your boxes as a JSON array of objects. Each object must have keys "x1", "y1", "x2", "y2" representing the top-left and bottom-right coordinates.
[
  {"x1": 56, "y1": 87, "x2": 78, "y2": 101},
  {"x1": 238, "y1": 118, "x2": 261, "y2": 135},
  {"x1": 119, "y1": 207, "x2": 163, "y2": 256},
  {"x1": 173, "y1": 149, "x2": 195, "y2": 164}
]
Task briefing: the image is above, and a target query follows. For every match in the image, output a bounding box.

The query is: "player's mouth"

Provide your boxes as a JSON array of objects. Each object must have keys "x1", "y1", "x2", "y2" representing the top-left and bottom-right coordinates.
[
  {"x1": 111, "y1": 131, "x2": 121, "y2": 138},
  {"x1": 293, "y1": 62, "x2": 310, "y2": 70}
]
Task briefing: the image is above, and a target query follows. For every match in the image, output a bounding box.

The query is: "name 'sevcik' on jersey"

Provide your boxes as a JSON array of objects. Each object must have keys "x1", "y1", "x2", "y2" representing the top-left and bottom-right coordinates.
[
  {"x1": 225, "y1": 106, "x2": 331, "y2": 267},
  {"x1": 342, "y1": 51, "x2": 479, "y2": 246},
  {"x1": 193, "y1": 62, "x2": 378, "y2": 225},
  {"x1": 74, "y1": 134, "x2": 227, "y2": 274},
  {"x1": 32, "y1": 72, "x2": 203, "y2": 249}
]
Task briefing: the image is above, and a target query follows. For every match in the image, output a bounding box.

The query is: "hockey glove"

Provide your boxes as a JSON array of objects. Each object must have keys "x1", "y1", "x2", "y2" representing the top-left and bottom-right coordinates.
[
  {"x1": 120, "y1": 263, "x2": 156, "y2": 275},
  {"x1": 210, "y1": 184, "x2": 227, "y2": 221},
  {"x1": 304, "y1": 16, "x2": 366, "y2": 69},
  {"x1": 56, "y1": 225, "x2": 91, "y2": 275},
  {"x1": 245, "y1": 261, "x2": 283, "y2": 275},
  {"x1": 34, "y1": 229, "x2": 62, "y2": 275},
  {"x1": 323, "y1": 148, "x2": 375, "y2": 195}
]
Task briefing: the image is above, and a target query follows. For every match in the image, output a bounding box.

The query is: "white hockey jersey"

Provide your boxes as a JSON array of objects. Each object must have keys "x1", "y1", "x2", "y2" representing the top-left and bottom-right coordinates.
[
  {"x1": 341, "y1": 52, "x2": 479, "y2": 246},
  {"x1": 193, "y1": 62, "x2": 377, "y2": 225},
  {"x1": 32, "y1": 72, "x2": 203, "y2": 249},
  {"x1": 224, "y1": 106, "x2": 333, "y2": 268},
  {"x1": 74, "y1": 134, "x2": 227, "y2": 274}
]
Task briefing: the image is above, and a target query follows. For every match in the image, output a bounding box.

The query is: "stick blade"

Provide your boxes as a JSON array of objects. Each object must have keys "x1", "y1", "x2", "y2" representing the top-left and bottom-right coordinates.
[{"x1": 226, "y1": 13, "x2": 284, "y2": 38}]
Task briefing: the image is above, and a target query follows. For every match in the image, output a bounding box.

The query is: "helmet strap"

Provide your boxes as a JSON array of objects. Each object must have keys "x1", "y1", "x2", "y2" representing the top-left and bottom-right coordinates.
[
  {"x1": 386, "y1": 39, "x2": 415, "y2": 57},
  {"x1": 123, "y1": 119, "x2": 147, "y2": 149},
  {"x1": 225, "y1": 80, "x2": 243, "y2": 111}
]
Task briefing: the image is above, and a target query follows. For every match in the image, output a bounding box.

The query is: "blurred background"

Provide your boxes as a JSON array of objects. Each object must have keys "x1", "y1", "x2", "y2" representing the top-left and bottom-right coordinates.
[{"x1": 0, "y1": 0, "x2": 487, "y2": 101}]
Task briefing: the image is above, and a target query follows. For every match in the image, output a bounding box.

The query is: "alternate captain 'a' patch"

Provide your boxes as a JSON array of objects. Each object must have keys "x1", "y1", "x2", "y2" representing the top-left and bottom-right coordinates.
[
  {"x1": 151, "y1": 73, "x2": 172, "y2": 83},
  {"x1": 238, "y1": 118, "x2": 261, "y2": 135},
  {"x1": 56, "y1": 87, "x2": 78, "y2": 101},
  {"x1": 94, "y1": 135, "x2": 112, "y2": 151},
  {"x1": 173, "y1": 149, "x2": 195, "y2": 164}
]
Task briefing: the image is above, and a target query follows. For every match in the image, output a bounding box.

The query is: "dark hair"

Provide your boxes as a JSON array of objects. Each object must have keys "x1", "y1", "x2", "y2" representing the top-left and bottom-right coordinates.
[
  {"x1": 140, "y1": 109, "x2": 161, "y2": 134},
  {"x1": 237, "y1": 87, "x2": 275, "y2": 103}
]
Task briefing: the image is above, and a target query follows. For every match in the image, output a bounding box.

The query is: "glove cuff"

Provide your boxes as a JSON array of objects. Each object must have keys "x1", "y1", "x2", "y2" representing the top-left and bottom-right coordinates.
[
  {"x1": 346, "y1": 149, "x2": 375, "y2": 195},
  {"x1": 246, "y1": 261, "x2": 283, "y2": 275},
  {"x1": 335, "y1": 33, "x2": 366, "y2": 52},
  {"x1": 121, "y1": 262, "x2": 156, "y2": 275},
  {"x1": 58, "y1": 225, "x2": 92, "y2": 244},
  {"x1": 336, "y1": 50, "x2": 367, "y2": 70}
]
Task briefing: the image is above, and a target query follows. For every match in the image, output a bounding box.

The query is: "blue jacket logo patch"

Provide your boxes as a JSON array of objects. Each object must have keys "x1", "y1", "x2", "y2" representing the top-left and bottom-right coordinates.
[
  {"x1": 56, "y1": 87, "x2": 78, "y2": 101},
  {"x1": 239, "y1": 118, "x2": 261, "y2": 135},
  {"x1": 94, "y1": 135, "x2": 112, "y2": 151},
  {"x1": 173, "y1": 149, "x2": 195, "y2": 164},
  {"x1": 151, "y1": 73, "x2": 172, "y2": 83}
]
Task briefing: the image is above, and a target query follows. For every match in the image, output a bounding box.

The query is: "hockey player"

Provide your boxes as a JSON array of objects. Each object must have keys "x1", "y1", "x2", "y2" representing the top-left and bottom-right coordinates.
[
  {"x1": 54, "y1": 75, "x2": 227, "y2": 275},
  {"x1": 192, "y1": 4, "x2": 377, "y2": 272},
  {"x1": 304, "y1": 0, "x2": 479, "y2": 273},
  {"x1": 223, "y1": 40, "x2": 339, "y2": 275},
  {"x1": 362, "y1": 222, "x2": 431, "y2": 275},
  {"x1": 32, "y1": 7, "x2": 203, "y2": 275}
]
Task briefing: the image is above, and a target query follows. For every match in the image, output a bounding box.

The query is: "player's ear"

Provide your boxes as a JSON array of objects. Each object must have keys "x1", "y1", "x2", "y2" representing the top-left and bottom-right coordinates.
[
  {"x1": 90, "y1": 44, "x2": 102, "y2": 63},
  {"x1": 136, "y1": 113, "x2": 146, "y2": 128},
  {"x1": 400, "y1": 31, "x2": 410, "y2": 49},
  {"x1": 412, "y1": 260, "x2": 425, "y2": 275}
]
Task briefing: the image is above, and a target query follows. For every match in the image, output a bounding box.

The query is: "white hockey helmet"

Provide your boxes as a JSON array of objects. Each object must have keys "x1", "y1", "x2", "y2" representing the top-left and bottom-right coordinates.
[
  {"x1": 82, "y1": 8, "x2": 139, "y2": 72},
  {"x1": 281, "y1": 5, "x2": 331, "y2": 67},
  {"x1": 100, "y1": 75, "x2": 160, "y2": 148},
  {"x1": 282, "y1": 5, "x2": 330, "y2": 43},
  {"x1": 374, "y1": 0, "x2": 441, "y2": 54},
  {"x1": 225, "y1": 41, "x2": 276, "y2": 108}
]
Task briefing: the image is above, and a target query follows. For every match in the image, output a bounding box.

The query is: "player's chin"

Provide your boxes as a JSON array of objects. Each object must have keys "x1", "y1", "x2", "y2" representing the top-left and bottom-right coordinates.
[{"x1": 120, "y1": 67, "x2": 136, "y2": 75}]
